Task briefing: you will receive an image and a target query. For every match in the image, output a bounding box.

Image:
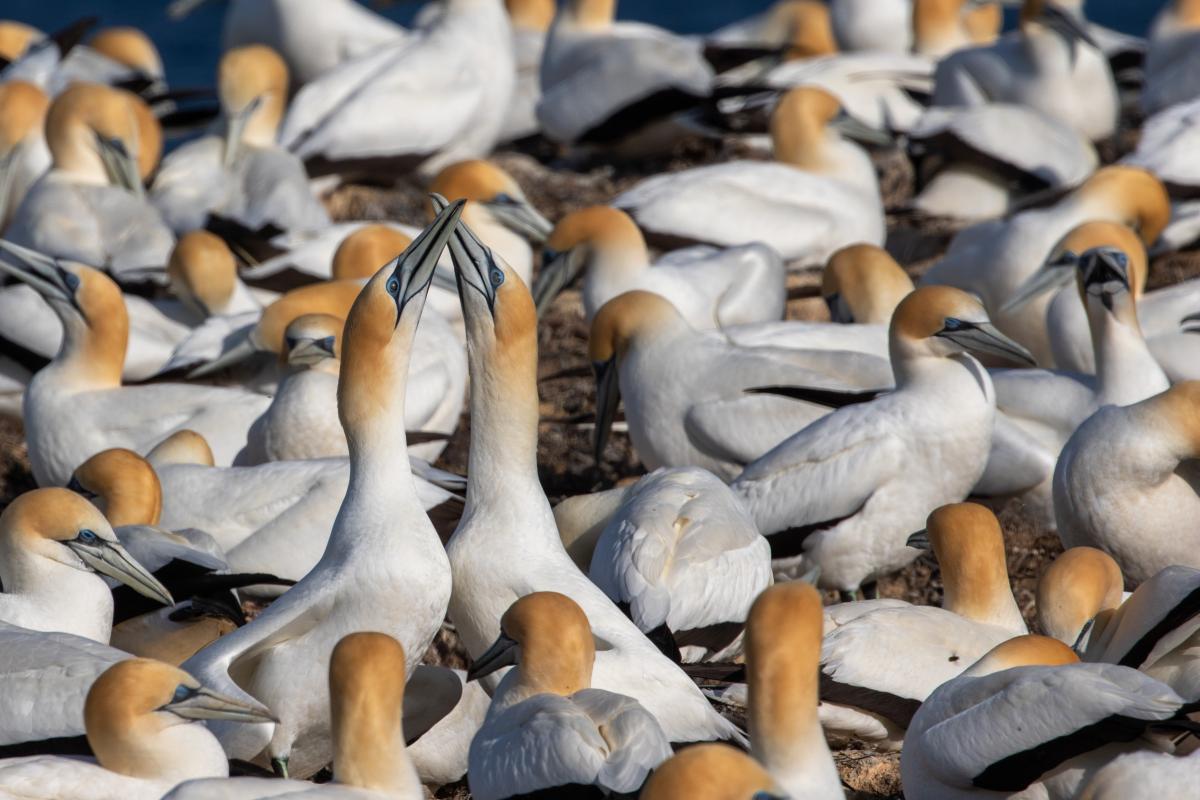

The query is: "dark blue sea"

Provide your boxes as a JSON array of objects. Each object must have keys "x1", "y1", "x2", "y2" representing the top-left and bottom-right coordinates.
[{"x1": 4, "y1": 0, "x2": 1169, "y2": 88}]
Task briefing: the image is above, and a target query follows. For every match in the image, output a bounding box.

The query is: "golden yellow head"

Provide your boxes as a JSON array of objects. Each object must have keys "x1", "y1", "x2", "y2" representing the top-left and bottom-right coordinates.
[
  {"x1": 283, "y1": 312, "x2": 343, "y2": 366},
  {"x1": 1, "y1": 487, "x2": 114, "y2": 548},
  {"x1": 259, "y1": 281, "x2": 364, "y2": 356},
  {"x1": 0, "y1": 81, "x2": 49, "y2": 153},
  {"x1": 822, "y1": 244, "x2": 913, "y2": 324},
  {"x1": 329, "y1": 632, "x2": 409, "y2": 790},
  {"x1": 219, "y1": 45, "x2": 288, "y2": 144},
  {"x1": 746, "y1": 583, "x2": 823, "y2": 731},
  {"x1": 332, "y1": 226, "x2": 413, "y2": 282},
  {"x1": 770, "y1": 86, "x2": 843, "y2": 168},
  {"x1": 1077, "y1": 167, "x2": 1171, "y2": 248},
  {"x1": 430, "y1": 159, "x2": 521, "y2": 206},
  {"x1": 499, "y1": 591, "x2": 595, "y2": 697},
  {"x1": 45, "y1": 83, "x2": 142, "y2": 179},
  {"x1": 1037, "y1": 547, "x2": 1124, "y2": 645},
  {"x1": 967, "y1": 634, "x2": 1080, "y2": 677},
  {"x1": 547, "y1": 206, "x2": 644, "y2": 256},
  {"x1": 1051, "y1": 221, "x2": 1148, "y2": 300},
  {"x1": 924, "y1": 502, "x2": 1014, "y2": 622},
  {"x1": 71, "y1": 448, "x2": 163, "y2": 528},
  {"x1": 147, "y1": 429, "x2": 216, "y2": 468},
  {"x1": 587, "y1": 290, "x2": 679, "y2": 364},
  {"x1": 890, "y1": 285, "x2": 982, "y2": 341},
  {"x1": 90, "y1": 27, "x2": 163, "y2": 79},
  {"x1": 0, "y1": 20, "x2": 39, "y2": 63},
  {"x1": 641, "y1": 744, "x2": 782, "y2": 800},
  {"x1": 168, "y1": 231, "x2": 238, "y2": 315},
  {"x1": 769, "y1": 1, "x2": 837, "y2": 59}
]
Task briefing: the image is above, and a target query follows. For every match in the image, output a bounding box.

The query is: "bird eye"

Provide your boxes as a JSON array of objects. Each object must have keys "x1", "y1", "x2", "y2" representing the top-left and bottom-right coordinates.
[
  {"x1": 386, "y1": 277, "x2": 401, "y2": 297},
  {"x1": 942, "y1": 317, "x2": 967, "y2": 332},
  {"x1": 172, "y1": 684, "x2": 194, "y2": 703},
  {"x1": 76, "y1": 529, "x2": 98, "y2": 544},
  {"x1": 62, "y1": 271, "x2": 80, "y2": 293},
  {"x1": 489, "y1": 266, "x2": 505, "y2": 288},
  {"x1": 493, "y1": 193, "x2": 515, "y2": 206}
]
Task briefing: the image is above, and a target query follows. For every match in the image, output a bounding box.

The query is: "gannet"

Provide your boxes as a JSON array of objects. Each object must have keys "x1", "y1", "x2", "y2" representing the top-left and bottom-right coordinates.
[
  {"x1": 982, "y1": 235, "x2": 1171, "y2": 511},
  {"x1": 250, "y1": 313, "x2": 346, "y2": 462},
  {"x1": 0, "y1": 241, "x2": 271, "y2": 485},
  {"x1": 440, "y1": 211, "x2": 744, "y2": 744},
  {"x1": 1124, "y1": 96, "x2": 1200, "y2": 255},
  {"x1": 711, "y1": 1, "x2": 838, "y2": 60},
  {"x1": 466, "y1": 592, "x2": 672, "y2": 799},
  {"x1": 534, "y1": 205, "x2": 785, "y2": 326},
  {"x1": 168, "y1": 0, "x2": 406, "y2": 88},
  {"x1": 920, "y1": 166, "x2": 1170, "y2": 366},
  {"x1": 146, "y1": 429, "x2": 215, "y2": 469},
  {"x1": 1054, "y1": 382, "x2": 1200, "y2": 585},
  {"x1": 642, "y1": 743, "x2": 783, "y2": 800},
  {"x1": 84, "y1": 27, "x2": 167, "y2": 98},
  {"x1": 0, "y1": 81, "x2": 50, "y2": 233},
  {"x1": 814, "y1": 503, "x2": 1026, "y2": 748},
  {"x1": 166, "y1": 632, "x2": 426, "y2": 799},
  {"x1": 588, "y1": 290, "x2": 893, "y2": 480},
  {"x1": 613, "y1": 86, "x2": 885, "y2": 265},
  {"x1": 0, "y1": 20, "x2": 39, "y2": 63},
  {"x1": 908, "y1": 104, "x2": 1098, "y2": 221},
  {"x1": 279, "y1": 0, "x2": 514, "y2": 181},
  {"x1": 737, "y1": 583, "x2": 842, "y2": 798},
  {"x1": 0, "y1": 658, "x2": 275, "y2": 799},
  {"x1": 901, "y1": 635, "x2": 1198, "y2": 800},
  {"x1": 587, "y1": 467, "x2": 772, "y2": 663},
  {"x1": 501, "y1": 0, "x2": 553, "y2": 142},
  {"x1": 0, "y1": 487, "x2": 171, "y2": 642},
  {"x1": 932, "y1": 0, "x2": 1119, "y2": 142},
  {"x1": 537, "y1": 0, "x2": 713, "y2": 152},
  {"x1": 1143, "y1": 0, "x2": 1200, "y2": 116},
  {"x1": 3, "y1": 82, "x2": 174, "y2": 286},
  {"x1": 1036, "y1": 546, "x2": 1125, "y2": 648},
  {"x1": 731, "y1": 287, "x2": 1034, "y2": 592},
  {"x1": 181, "y1": 200, "x2": 462, "y2": 779},
  {"x1": 913, "y1": 0, "x2": 1001, "y2": 57},
  {"x1": 167, "y1": 231, "x2": 262, "y2": 319},
  {"x1": 151, "y1": 45, "x2": 330, "y2": 235},
  {"x1": 822, "y1": 243, "x2": 913, "y2": 325}
]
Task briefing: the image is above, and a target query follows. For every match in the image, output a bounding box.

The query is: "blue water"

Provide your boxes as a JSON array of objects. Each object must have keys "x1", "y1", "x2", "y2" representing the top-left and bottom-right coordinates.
[{"x1": 4, "y1": 0, "x2": 1168, "y2": 88}]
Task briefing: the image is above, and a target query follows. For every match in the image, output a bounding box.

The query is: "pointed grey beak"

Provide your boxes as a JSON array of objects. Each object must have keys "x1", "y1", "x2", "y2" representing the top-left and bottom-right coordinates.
[
  {"x1": 467, "y1": 633, "x2": 520, "y2": 682},
  {"x1": 187, "y1": 331, "x2": 260, "y2": 379},
  {"x1": 1040, "y1": 2, "x2": 1099, "y2": 50},
  {"x1": 832, "y1": 111, "x2": 893, "y2": 147},
  {"x1": 1079, "y1": 247, "x2": 1132, "y2": 312},
  {"x1": 437, "y1": 193, "x2": 504, "y2": 318},
  {"x1": 0, "y1": 239, "x2": 82, "y2": 312},
  {"x1": 390, "y1": 196, "x2": 465, "y2": 322},
  {"x1": 1001, "y1": 251, "x2": 1079, "y2": 314},
  {"x1": 593, "y1": 357, "x2": 621, "y2": 464},
  {"x1": 94, "y1": 131, "x2": 143, "y2": 197},
  {"x1": 1072, "y1": 617, "x2": 1096, "y2": 654},
  {"x1": 484, "y1": 194, "x2": 554, "y2": 243},
  {"x1": 936, "y1": 317, "x2": 1037, "y2": 367},
  {"x1": 286, "y1": 335, "x2": 337, "y2": 366},
  {"x1": 224, "y1": 94, "x2": 267, "y2": 168},
  {"x1": 165, "y1": 684, "x2": 278, "y2": 723},
  {"x1": 65, "y1": 532, "x2": 174, "y2": 607},
  {"x1": 532, "y1": 247, "x2": 587, "y2": 318},
  {"x1": 905, "y1": 530, "x2": 931, "y2": 551}
]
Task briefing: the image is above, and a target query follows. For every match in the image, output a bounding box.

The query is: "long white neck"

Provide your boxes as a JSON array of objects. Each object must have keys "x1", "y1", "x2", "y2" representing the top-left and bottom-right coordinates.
[
  {"x1": 583, "y1": 243, "x2": 650, "y2": 318},
  {"x1": 463, "y1": 343, "x2": 546, "y2": 521},
  {"x1": 1089, "y1": 306, "x2": 1169, "y2": 407}
]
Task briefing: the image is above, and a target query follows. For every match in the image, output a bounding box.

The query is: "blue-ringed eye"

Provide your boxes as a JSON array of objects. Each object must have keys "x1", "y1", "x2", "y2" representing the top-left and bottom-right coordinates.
[
  {"x1": 62, "y1": 272, "x2": 80, "y2": 293},
  {"x1": 77, "y1": 529, "x2": 98, "y2": 544},
  {"x1": 493, "y1": 193, "x2": 515, "y2": 205},
  {"x1": 489, "y1": 267, "x2": 505, "y2": 288},
  {"x1": 172, "y1": 684, "x2": 193, "y2": 703},
  {"x1": 942, "y1": 317, "x2": 968, "y2": 332},
  {"x1": 386, "y1": 277, "x2": 401, "y2": 297}
]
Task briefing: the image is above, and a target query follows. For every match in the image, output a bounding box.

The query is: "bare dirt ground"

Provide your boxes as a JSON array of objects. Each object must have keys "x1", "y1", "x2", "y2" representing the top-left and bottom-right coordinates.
[{"x1": 2, "y1": 121, "x2": 1197, "y2": 799}]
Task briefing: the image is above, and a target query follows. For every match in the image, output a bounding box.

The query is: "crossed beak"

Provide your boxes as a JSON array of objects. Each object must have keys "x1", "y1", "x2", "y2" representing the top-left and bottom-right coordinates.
[
  {"x1": 436, "y1": 193, "x2": 504, "y2": 318},
  {"x1": 66, "y1": 536, "x2": 174, "y2": 607}
]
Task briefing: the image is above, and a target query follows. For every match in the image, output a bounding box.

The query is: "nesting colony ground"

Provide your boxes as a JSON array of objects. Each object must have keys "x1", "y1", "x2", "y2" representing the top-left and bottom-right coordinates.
[{"x1": 0, "y1": 126, "x2": 1193, "y2": 799}]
